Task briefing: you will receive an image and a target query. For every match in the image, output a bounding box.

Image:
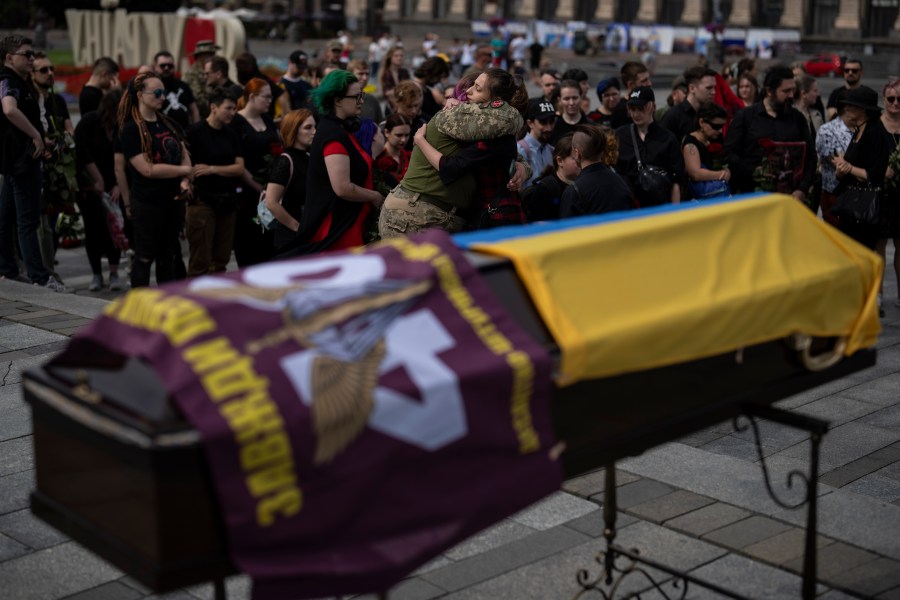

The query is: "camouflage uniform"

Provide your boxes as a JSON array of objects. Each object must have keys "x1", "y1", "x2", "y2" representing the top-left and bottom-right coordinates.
[
  {"x1": 185, "y1": 63, "x2": 210, "y2": 118},
  {"x1": 379, "y1": 100, "x2": 523, "y2": 239}
]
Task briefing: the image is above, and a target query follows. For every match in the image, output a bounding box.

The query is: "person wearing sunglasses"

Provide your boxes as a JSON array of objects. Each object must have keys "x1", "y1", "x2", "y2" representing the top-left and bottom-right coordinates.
[
  {"x1": 0, "y1": 34, "x2": 67, "y2": 291},
  {"x1": 826, "y1": 58, "x2": 864, "y2": 122},
  {"x1": 153, "y1": 50, "x2": 200, "y2": 130},
  {"x1": 280, "y1": 70, "x2": 384, "y2": 256},
  {"x1": 878, "y1": 78, "x2": 900, "y2": 311},
  {"x1": 32, "y1": 51, "x2": 74, "y2": 286},
  {"x1": 682, "y1": 102, "x2": 731, "y2": 200},
  {"x1": 118, "y1": 72, "x2": 193, "y2": 289}
]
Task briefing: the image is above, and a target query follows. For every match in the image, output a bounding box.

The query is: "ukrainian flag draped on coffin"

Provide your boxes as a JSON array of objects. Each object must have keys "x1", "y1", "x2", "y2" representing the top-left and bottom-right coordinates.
[{"x1": 457, "y1": 194, "x2": 882, "y2": 386}]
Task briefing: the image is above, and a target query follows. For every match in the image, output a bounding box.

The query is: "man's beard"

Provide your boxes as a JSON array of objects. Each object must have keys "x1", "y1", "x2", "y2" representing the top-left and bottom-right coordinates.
[
  {"x1": 769, "y1": 97, "x2": 788, "y2": 115},
  {"x1": 537, "y1": 129, "x2": 553, "y2": 144}
]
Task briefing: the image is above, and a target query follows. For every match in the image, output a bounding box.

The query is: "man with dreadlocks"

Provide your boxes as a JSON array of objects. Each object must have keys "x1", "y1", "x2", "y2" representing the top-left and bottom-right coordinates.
[{"x1": 118, "y1": 72, "x2": 193, "y2": 288}]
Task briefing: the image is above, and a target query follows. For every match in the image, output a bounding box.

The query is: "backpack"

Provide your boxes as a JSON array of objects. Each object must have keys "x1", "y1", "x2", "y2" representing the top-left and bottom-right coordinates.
[{"x1": 257, "y1": 152, "x2": 294, "y2": 230}]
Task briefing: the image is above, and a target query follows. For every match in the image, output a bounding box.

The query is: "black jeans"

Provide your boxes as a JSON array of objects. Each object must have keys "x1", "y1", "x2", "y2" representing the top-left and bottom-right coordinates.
[
  {"x1": 76, "y1": 191, "x2": 120, "y2": 275},
  {"x1": 130, "y1": 195, "x2": 185, "y2": 288}
]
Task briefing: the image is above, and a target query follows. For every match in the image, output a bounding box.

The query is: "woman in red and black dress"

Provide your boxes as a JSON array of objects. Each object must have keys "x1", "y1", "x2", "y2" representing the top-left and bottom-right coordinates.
[{"x1": 281, "y1": 70, "x2": 384, "y2": 256}]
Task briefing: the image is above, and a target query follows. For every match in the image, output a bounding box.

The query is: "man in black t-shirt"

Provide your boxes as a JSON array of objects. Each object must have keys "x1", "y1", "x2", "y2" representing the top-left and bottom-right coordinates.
[
  {"x1": 0, "y1": 34, "x2": 65, "y2": 291},
  {"x1": 185, "y1": 87, "x2": 244, "y2": 276},
  {"x1": 79, "y1": 56, "x2": 119, "y2": 116},
  {"x1": 154, "y1": 50, "x2": 199, "y2": 130}
]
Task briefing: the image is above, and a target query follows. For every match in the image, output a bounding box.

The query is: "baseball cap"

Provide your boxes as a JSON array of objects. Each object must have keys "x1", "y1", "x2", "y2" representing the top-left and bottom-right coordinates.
[
  {"x1": 289, "y1": 50, "x2": 308, "y2": 65},
  {"x1": 626, "y1": 86, "x2": 655, "y2": 106},
  {"x1": 328, "y1": 39, "x2": 343, "y2": 51},
  {"x1": 527, "y1": 98, "x2": 557, "y2": 121}
]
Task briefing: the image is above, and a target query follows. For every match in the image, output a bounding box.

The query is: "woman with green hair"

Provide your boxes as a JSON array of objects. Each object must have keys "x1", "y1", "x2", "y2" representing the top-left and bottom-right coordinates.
[{"x1": 281, "y1": 70, "x2": 384, "y2": 255}]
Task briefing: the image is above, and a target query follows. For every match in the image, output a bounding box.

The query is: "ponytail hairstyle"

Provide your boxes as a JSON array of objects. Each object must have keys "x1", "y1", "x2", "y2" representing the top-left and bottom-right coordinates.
[
  {"x1": 484, "y1": 67, "x2": 529, "y2": 117},
  {"x1": 238, "y1": 77, "x2": 271, "y2": 110},
  {"x1": 543, "y1": 133, "x2": 573, "y2": 178},
  {"x1": 383, "y1": 112, "x2": 411, "y2": 132},
  {"x1": 117, "y1": 72, "x2": 184, "y2": 161}
]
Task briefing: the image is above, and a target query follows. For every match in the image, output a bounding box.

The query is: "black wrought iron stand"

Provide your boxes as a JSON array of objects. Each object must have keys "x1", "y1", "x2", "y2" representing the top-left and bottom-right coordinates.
[{"x1": 572, "y1": 405, "x2": 829, "y2": 600}]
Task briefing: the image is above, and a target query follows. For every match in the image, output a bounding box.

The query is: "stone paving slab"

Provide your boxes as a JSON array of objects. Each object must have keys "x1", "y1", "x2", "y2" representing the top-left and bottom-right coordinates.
[
  {"x1": 561, "y1": 468, "x2": 640, "y2": 498},
  {"x1": 62, "y1": 581, "x2": 143, "y2": 600},
  {"x1": 0, "y1": 437, "x2": 34, "y2": 476},
  {"x1": 701, "y1": 515, "x2": 794, "y2": 550},
  {"x1": 4, "y1": 354, "x2": 54, "y2": 386},
  {"x1": 597, "y1": 478, "x2": 674, "y2": 509},
  {"x1": 626, "y1": 490, "x2": 715, "y2": 524},
  {"x1": 774, "y1": 490, "x2": 900, "y2": 560},
  {"x1": 687, "y1": 553, "x2": 809, "y2": 600},
  {"x1": 0, "y1": 323, "x2": 67, "y2": 351},
  {"x1": 3, "y1": 310, "x2": 64, "y2": 322},
  {"x1": 839, "y1": 372, "x2": 900, "y2": 407},
  {"x1": 843, "y1": 473, "x2": 900, "y2": 503},
  {"x1": 0, "y1": 532, "x2": 29, "y2": 562},
  {"x1": 562, "y1": 509, "x2": 639, "y2": 538},
  {"x1": 0, "y1": 541, "x2": 122, "y2": 600},
  {"x1": 825, "y1": 556, "x2": 900, "y2": 598},
  {"x1": 439, "y1": 535, "x2": 673, "y2": 600},
  {"x1": 783, "y1": 540, "x2": 880, "y2": 584},
  {"x1": 619, "y1": 443, "x2": 813, "y2": 515},
  {"x1": 665, "y1": 502, "x2": 752, "y2": 537},
  {"x1": 509, "y1": 490, "x2": 599, "y2": 531},
  {"x1": 442, "y1": 519, "x2": 536, "y2": 561},
  {"x1": 0, "y1": 508, "x2": 69, "y2": 550},
  {"x1": 820, "y1": 455, "x2": 892, "y2": 488},
  {"x1": 742, "y1": 527, "x2": 833, "y2": 566},
  {"x1": 0, "y1": 283, "x2": 108, "y2": 319},
  {"x1": 0, "y1": 470, "x2": 36, "y2": 516},
  {"x1": 700, "y1": 434, "x2": 777, "y2": 462},
  {"x1": 419, "y1": 526, "x2": 590, "y2": 592},
  {"x1": 792, "y1": 395, "x2": 884, "y2": 427},
  {"x1": 772, "y1": 421, "x2": 900, "y2": 472},
  {"x1": 0, "y1": 385, "x2": 31, "y2": 443}
]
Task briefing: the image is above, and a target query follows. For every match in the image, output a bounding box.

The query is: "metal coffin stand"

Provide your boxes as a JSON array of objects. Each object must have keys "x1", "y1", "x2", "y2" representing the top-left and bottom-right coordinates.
[{"x1": 24, "y1": 254, "x2": 875, "y2": 600}]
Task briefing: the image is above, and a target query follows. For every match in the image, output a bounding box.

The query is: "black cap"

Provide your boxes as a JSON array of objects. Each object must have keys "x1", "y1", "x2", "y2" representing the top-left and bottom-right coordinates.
[
  {"x1": 289, "y1": 50, "x2": 308, "y2": 65},
  {"x1": 626, "y1": 86, "x2": 655, "y2": 106},
  {"x1": 527, "y1": 98, "x2": 557, "y2": 121}
]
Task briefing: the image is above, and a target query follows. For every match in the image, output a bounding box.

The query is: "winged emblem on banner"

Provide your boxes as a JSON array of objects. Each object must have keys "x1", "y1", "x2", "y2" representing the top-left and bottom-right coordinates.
[{"x1": 245, "y1": 279, "x2": 432, "y2": 464}]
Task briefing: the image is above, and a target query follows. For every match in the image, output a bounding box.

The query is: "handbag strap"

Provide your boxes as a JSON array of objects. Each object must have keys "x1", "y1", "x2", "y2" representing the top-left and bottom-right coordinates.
[
  {"x1": 278, "y1": 152, "x2": 295, "y2": 206},
  {"x1": 629, "y1": 124, "x2": 645, "y2": 170}
]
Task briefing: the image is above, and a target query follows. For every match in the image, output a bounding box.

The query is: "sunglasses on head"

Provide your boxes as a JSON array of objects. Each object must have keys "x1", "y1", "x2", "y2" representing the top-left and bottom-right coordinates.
[
  {"x1": 34, "y1": 66, "x2": 54, "y2": 74},
  {"x1": 886, "y1": 96, "x2": 900, "y2": 104}
]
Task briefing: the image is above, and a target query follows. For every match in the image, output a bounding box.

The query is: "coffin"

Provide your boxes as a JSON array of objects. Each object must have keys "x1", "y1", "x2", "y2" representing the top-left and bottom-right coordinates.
[{"x1": 24, "y1": 194, "x2": 881, "y2": 594}]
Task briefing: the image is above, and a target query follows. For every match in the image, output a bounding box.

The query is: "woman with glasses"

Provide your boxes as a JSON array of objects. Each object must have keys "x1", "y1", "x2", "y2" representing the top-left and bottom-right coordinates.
[
  {"x1": 374, "y1": 114, "x2": 412, "y2": 189},
  {"x1": 117, "y1": 72, "x2": 192, "y2": 288},
  {"x1": 230, "y1": 78, "x2": 281, "y2": 266},
  {"x1": 682, "y1": 102, "x2": 731, "y2": 200},
  {"x1": 281, "y1": 70, "x2": 384, "y2": 256},
  {"x1": 878, "y1": 79, "x2": 900, "y2": 310}
]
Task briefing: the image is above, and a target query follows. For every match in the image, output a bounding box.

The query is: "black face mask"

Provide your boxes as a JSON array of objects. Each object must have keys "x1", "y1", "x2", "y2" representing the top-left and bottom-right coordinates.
[{"x1": 341, "y1": 116, "x2": 361, "y2": 133}]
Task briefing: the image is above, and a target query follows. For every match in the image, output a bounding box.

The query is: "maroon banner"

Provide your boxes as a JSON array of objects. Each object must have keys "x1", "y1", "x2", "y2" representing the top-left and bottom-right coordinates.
[{"x1": 62, "y1": 230, "x2": 562, "y2": 599}]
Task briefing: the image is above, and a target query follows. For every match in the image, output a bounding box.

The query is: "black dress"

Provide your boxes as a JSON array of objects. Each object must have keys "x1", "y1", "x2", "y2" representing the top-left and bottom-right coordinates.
[{"x1": 836, "y1": 118, "x2": 891, "y2": 249}]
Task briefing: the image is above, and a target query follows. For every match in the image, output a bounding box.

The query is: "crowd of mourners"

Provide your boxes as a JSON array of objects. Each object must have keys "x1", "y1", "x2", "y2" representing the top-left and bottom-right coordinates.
[{"x1": 0, "y1": 32, "x2": 897, "y2": 315}]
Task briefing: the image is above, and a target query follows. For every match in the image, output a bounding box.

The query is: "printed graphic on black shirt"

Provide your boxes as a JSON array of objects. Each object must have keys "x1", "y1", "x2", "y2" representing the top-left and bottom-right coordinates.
[{"x1": 753, "y1": 139, "x2": 806, "y2": 194}]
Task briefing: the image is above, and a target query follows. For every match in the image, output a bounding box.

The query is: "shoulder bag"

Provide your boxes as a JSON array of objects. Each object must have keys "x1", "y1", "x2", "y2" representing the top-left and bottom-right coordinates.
[{"x1": 630, "y1": 124, "x2": 671, "y2": 205}]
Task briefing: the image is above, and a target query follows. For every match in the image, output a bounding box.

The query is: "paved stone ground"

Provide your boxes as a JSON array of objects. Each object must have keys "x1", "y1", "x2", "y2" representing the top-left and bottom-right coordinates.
[{"x1": 1, "y1": 240, "x2": 898, "y2": 599}]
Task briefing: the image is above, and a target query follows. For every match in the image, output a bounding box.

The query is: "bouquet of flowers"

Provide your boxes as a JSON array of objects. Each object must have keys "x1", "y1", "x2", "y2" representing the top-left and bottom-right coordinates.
[
  {"x1": 43, "y1": 128, "x2": 78, "y2": 215},
  {"x1": 888, "y1": 145, "x2": 900, "y2": 190},
  {"x1": 752, "y1": 138, "x2": 806, "y2": 195}
]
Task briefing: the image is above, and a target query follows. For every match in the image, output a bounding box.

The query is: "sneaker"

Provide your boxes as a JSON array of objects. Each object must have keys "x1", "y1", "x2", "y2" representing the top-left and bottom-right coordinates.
[
  {"x1": 39, "y1": 278, "x2": 70, "y2": 293},
  {"x1": 108, "y1": 272, "x2": 122, "y2": 291},
  {"x1": 88, "y1": 274, "x2": 103, "y2": 292}
]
